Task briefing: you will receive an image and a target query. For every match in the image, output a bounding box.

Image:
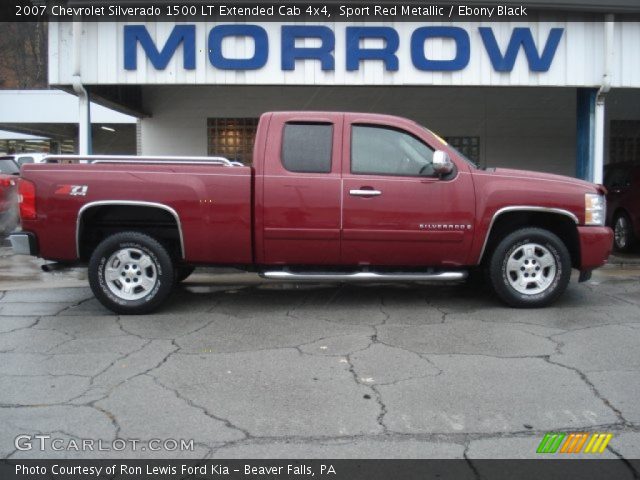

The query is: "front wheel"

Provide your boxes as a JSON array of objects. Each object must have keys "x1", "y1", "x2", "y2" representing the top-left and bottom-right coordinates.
[
  {"x1": 488, "y1": 227, "x2": 571, "y2": 308},
  {"x1": 613, "y1": 213, "x2": 636, "y2": 252},
  {"x1": 88, "y1": 232, "x2": 175, "y2": 314}
]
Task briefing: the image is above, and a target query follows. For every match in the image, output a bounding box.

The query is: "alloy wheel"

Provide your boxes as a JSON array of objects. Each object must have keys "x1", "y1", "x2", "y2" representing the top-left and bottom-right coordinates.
[
  {"x1": 104, "y1": 247, "x2": 158, "y2": 301},
  {"x1": 505, "y1": 243, "x2": 557, "y2": 295},
  {"x1": 614, "y1": 216, "x2": 629, "y2": 250}
]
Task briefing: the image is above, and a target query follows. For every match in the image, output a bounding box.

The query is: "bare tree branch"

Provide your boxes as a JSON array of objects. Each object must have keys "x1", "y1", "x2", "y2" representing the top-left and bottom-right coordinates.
[{"x1": 0, "y1": 22, "x2": 48, "y2": 89}]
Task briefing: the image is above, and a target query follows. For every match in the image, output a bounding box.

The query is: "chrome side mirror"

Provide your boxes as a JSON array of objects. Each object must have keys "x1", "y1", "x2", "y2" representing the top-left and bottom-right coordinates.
[{"x1": 433, "y1": 150, "x2": 454, "y2": 176}]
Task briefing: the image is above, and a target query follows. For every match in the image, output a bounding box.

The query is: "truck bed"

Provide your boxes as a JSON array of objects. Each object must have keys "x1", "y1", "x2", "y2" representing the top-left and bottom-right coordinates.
[{"x1": 20, "y1": 161, "x2": 254, "y2": 264}]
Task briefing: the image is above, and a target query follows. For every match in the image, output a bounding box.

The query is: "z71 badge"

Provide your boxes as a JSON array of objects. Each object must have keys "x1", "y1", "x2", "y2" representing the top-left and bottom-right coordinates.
[{"x1": 54, "y1": 185, "x2": 88, "y2": 196}]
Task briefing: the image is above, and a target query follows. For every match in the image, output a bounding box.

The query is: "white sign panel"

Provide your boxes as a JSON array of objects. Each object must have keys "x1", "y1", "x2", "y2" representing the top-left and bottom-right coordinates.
[{"x1": 48, "y1": 20, "x2": 640, "y2": 87}]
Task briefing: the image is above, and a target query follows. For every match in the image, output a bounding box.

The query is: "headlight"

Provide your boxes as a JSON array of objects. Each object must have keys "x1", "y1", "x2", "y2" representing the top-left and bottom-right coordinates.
[{"x1": 585, "y1": 193, "x2": 606, "y2": 226}]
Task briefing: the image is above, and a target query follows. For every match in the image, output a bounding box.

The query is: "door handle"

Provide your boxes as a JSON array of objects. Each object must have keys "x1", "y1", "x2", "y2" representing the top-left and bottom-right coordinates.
[{"x1": 349, "y1": 189, "x2": 382, "y2": 197}]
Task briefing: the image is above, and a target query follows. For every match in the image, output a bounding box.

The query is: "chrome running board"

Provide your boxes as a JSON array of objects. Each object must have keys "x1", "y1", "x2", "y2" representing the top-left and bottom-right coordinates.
[{"x1": 259, "y1": 271, "x2": 467, "y2": 282}]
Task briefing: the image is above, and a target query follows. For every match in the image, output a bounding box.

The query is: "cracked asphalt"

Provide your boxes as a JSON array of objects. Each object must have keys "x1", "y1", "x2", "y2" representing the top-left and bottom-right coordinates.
[{"x1": 1, "y1": 245, "x2": 640, "y2": 462}]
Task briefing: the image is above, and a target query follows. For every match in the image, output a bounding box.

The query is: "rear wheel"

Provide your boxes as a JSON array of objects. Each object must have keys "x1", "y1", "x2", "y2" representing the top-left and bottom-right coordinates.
[
  {"x1": 488, "y1": 227, "x2": 571, "y2": 308},
  {"x1": 613, "y1": 212, "x2": 636, "y2": 252},
  {"x1": 88, "y1": 231, "x2": 175, "y2": 314}
]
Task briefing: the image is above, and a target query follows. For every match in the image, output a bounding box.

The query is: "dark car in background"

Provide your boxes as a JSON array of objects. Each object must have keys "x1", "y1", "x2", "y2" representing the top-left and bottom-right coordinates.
[
  {"x1": 0, "y1": 157, "x2": 20, "y2": 235},
  {"x1": 605, "y1": 163, "x2": 640, "y2": 251}
]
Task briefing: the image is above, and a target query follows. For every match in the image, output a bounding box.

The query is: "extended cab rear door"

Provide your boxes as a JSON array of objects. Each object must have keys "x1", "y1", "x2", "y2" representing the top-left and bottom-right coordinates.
[
  {"x1": 259, "y1": 112, "x2": 343, "y2": 265},
  {"x1": 340, "y1": 114, "x2": 476, "y2": 267}
]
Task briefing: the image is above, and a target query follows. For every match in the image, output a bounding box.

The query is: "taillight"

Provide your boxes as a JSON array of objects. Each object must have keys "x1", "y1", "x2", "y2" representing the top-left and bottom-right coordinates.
[
  {"x1": 0, "y1": 176, "x2": 15, "y2": 187},
  {"x1": 18, "y1": 179, "x2": 37, "y2": 220}
]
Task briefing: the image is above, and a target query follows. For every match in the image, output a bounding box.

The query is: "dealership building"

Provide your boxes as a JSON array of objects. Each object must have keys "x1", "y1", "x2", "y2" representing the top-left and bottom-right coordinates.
[{"x1": 48, "y1": 1, "x2": 640, "y2": 182}]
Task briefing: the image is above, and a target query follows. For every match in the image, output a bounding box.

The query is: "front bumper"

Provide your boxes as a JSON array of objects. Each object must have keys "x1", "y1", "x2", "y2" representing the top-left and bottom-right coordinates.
[
  {"x1": 577, "y1": 226, "x2": 613, "y2": 270},
  {"x1": 9, "y1": 232, "x2": 38, "y2": 256}
]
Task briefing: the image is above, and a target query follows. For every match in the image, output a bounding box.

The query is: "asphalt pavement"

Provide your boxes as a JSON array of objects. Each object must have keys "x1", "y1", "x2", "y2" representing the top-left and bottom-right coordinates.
[{"x1": 0, "y1": 244, "x2": 639, "y2": 463}]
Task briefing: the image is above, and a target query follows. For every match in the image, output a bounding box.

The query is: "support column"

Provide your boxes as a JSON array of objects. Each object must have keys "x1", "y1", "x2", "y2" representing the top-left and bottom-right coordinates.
[
  {"x1": 576, "y1": 88, "x2": 597, "y2": 181},
  {"x1": 593, "y1": 94, "x2": 606, "y2": 185},
  {"x1": 72, "y1": 20, "x2": 92, "y2": 156},
  {"x1": 75, "y1": 86, "x2": 92, "y2": 155},
  {"x1": 49, "y1": 139, "x2": 60, "y2": 154}
]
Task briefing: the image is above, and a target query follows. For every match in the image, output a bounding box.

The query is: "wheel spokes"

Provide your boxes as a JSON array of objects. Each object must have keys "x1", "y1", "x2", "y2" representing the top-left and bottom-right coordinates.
[
  {"x1": 116, "y1": 249, "x2": 133, "y2": 265},
  {"x1": 138, "y1": 254, "x2": 153, "y2": 270},
  {"x1": 506, "y1": 242, "x2": 557, "y2": 295},
  {"x1": 537, "y1": 252, "x2": 555, "y2": 269},
  {"x1": 506, "y1": 256, "x2": 521, "y2": 273},
  {"x1": 139, "y1": 275, "x2": 155, "y2": 290},
  {"x1": 105, "y1": 267, "x2": 120, "y2": 281},
  {"x1": 104, "y1": 247, "x2": 159, "y2": 301}
]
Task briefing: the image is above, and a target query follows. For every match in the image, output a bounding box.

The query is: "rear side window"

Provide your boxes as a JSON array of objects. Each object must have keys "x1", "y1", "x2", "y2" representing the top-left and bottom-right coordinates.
[{"x1": 282, "y1": 123, "x2": 333, "y2": 173}]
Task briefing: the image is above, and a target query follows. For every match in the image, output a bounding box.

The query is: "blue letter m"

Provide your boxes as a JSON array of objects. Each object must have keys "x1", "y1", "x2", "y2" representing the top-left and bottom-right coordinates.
[
  {"x1": 479, "y1": 27, "x2": 563, "y2": 72},
  {"x1": 124, "y1": 25, "x2": 196, "y2": 70}
]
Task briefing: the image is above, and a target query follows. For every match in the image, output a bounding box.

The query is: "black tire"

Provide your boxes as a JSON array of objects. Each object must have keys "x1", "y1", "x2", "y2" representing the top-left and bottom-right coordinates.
[
  {"x1": 488, "y1": 227, "x2": 571, "y2": 308},
  {"x1": 613, "y1": 212, "x2": 636, "y2": 252},
  {"x1": 176, "y1": 265, "x2": 195, "y2": 283},
  {"x1": 88, "y1": 231, "x2": 175, "y2": 314}
]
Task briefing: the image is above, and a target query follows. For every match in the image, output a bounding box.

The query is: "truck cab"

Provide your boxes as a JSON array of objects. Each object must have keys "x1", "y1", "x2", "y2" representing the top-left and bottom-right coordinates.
[{"x1": 255, "y1": 112, "x2": 475, "y2": 267}]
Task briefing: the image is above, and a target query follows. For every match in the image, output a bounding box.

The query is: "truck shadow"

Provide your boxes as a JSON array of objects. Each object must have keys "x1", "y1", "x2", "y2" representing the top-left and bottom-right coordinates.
[{"x1": 166, "y1": 280, "x2": 596, "y2": 317}]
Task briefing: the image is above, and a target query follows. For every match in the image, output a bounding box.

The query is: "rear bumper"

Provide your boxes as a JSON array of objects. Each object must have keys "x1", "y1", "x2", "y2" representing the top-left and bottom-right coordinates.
[
  {"x1": 9, "y1": 232, "x2": 38, "y2": 256},
  {"x1": 577, "y1": 226, "x2": 613, "y2": 270}
]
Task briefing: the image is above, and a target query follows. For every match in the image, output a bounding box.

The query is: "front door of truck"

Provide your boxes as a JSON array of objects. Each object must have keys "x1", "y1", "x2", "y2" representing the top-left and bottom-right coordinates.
[
  {"x1": 261, "y1": 113, "x2": 343, "y2": 265},
  {"x1": 340, "y1": 116, "x2": 476, "y2": 266}
]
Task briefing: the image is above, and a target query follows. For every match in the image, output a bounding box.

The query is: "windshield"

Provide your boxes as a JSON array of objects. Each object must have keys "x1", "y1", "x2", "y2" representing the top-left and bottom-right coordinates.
[{"x1": 0, "y1": 158, "x2": 19, "y2": 175}]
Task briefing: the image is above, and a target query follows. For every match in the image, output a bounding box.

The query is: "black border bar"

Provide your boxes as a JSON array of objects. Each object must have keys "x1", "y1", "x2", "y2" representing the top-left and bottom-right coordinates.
[
  {"x1": 2, "y1": 459, "x2": 640, "y2": 480},
  {"x1": 2, "y1": 1, "x2": 640, "y2": 22}
]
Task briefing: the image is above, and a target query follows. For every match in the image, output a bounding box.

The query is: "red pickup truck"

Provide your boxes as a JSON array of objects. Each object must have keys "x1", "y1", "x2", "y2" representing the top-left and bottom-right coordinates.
[{"x1": 10, "y1": 112, "x2": 612, "y2": 314}]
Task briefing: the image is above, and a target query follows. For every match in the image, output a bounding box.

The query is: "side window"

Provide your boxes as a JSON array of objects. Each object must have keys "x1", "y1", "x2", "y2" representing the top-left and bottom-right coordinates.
[
  {"x1": 17, "y1": 156, "x2": 34, "y2": 166},
  {"x1": 0, "y1": 159, "x2": 19, "y2": 175},
  {"x1": 351, "y1": 125, "x2": 435, "y2": 176},
  {"x1": 282, "y1": 123, "x2": 333, "y2": 173}
]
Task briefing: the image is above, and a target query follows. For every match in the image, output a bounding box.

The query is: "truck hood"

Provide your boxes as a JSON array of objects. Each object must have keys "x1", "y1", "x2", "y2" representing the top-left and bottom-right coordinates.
[{"x1": 489, "y1": 167, "x2": 601, "y2": 192}]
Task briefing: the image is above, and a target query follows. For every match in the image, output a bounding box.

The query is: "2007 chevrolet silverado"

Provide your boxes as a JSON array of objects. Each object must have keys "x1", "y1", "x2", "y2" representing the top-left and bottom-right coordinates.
[{"x1": 10, "y1": 112, "x2": 613, "y2": 314}]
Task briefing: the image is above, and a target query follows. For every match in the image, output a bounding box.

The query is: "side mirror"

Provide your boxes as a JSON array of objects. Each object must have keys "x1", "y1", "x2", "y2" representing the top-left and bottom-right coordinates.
[{"x1": 433, "y1": 150, "x2": 454, "y2": 176}]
